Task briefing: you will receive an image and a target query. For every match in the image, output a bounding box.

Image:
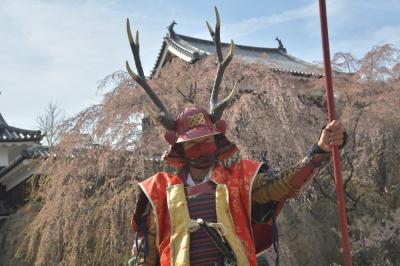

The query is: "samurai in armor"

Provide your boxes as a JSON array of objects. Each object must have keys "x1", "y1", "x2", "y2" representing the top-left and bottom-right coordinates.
[{"x1": 126, "y1": 8, "x2": 346, "y2": 266}]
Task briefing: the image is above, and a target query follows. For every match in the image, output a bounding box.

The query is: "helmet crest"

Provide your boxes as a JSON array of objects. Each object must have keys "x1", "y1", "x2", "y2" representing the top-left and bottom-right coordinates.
[{"x1": 126, "y1": 7, "x2": 236, "y2": 136}]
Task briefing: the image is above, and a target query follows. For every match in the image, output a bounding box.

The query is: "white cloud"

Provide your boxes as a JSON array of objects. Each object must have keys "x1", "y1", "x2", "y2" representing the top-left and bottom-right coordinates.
[
  {"x1": 372, "y1": 25, "x2": 400, "y2": 46},
  {"x1": 221, "y1": 3, "x2": 318, "y2": 40}
]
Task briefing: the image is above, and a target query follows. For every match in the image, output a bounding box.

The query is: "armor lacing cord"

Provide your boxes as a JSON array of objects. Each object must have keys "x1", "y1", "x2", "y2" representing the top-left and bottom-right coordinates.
[
  {"x1": 271, "y1": 213, "x2": 280, "y2": 266},
  {"x1": 187, "y1": 218, "x2": 236, "y2": 262}
]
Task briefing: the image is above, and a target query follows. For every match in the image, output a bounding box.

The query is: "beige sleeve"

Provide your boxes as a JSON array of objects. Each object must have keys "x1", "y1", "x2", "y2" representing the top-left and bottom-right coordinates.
[
  {"x1": 251, "y1": 170, "x2": 296, "y2": 204},
  {"x1": 136, "y1": 208, "x2": 159, "y2": 265},
  {"x1": 252, "y1": 154, "x2": 330, "y2": 204}
]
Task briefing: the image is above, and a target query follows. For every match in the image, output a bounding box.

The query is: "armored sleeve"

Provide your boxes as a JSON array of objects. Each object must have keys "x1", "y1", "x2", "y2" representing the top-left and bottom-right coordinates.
[{"x1": 252, "y1": 144, "x2": 331, "y2": 204}]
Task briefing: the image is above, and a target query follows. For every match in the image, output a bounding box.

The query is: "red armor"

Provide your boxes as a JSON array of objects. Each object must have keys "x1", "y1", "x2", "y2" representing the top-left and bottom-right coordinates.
[{"x1": 125, "y1": 7, "x2": 333, "y2": 266}]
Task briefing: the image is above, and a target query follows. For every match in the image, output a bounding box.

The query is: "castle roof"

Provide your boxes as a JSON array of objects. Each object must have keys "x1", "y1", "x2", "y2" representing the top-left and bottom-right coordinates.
[
  {"x1": 150, "y1": 26, "x2": 324, "y2": 79},
  {"x1": 0, "y1": 145, "x2": 49, "y2": 181},
  {"x1": 0, "y1": 113, "x2": 42, "y2": 143}
]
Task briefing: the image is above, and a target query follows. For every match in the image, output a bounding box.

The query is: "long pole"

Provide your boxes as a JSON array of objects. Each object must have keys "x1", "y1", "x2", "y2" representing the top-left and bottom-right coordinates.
[{"x1": 318, "y1": 1, "x2": 352, "y2": 265}]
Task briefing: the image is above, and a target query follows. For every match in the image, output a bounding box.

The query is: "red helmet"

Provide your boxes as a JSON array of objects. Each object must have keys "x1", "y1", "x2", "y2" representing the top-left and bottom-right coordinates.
[
  {"x1": 163, "y1": 107, "x2": 225, "y2": 144},
  {"x1": 162, "y1": 107, "x2": 237, "y2": 167}
]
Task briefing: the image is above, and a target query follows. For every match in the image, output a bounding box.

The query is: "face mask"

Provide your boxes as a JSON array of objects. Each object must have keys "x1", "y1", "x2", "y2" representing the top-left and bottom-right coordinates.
[
  {"x1": 184, "y1": 141, "x2": 217, "y2": 159},
  {"x1": 184, "y1": 141, "x2": 218, "y2": 169}
]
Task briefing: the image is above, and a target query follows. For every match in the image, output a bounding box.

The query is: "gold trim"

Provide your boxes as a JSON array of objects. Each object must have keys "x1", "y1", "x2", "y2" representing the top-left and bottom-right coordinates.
[
  {"x1": 209, "y1": 164, "x2": 222, "y2": 185},
  {"x1": 186, "y1": 113, "x2": 206, "y2": 128},
  {"x1": 215, "y1": 184, "x2": 250, "y2": 266},
  {"x1": 166, "y1": 184, "x2": 191, "y2": 266},
  {"x1": 209, "y1": 166, "x2": 216, "y2": 182},
  {"x1": 138, "y1": 183, "x2": 160, "y2": 253},
  {"x1": 248, "y1": 162, "x2": 265, "y2": 224}
]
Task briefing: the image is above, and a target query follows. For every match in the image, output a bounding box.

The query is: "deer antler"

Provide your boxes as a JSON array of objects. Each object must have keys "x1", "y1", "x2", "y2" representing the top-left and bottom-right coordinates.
[
  {"x1": 126, "y1": 18, "x2": 176, "y2": 130},
  {"x1": 206, "y1": 7, "x2": 237, "y2": 122}
]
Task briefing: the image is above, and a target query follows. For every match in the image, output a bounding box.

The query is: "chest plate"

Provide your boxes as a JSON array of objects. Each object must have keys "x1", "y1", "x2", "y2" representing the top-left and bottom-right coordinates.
[{"x1": 186, "y1": 181, "x2": 224, "y2": 265}]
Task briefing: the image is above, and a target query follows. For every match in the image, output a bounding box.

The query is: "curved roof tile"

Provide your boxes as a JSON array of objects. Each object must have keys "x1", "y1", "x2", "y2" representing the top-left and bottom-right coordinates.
[{"x1": 0, "y1": 114, "x2": 42, "y2": 143}]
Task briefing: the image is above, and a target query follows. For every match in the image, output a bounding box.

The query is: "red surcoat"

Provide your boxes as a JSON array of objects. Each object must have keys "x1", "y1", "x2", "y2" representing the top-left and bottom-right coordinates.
[{"x1": 132, "y1": 160, "x2": 284, "y2": 266}]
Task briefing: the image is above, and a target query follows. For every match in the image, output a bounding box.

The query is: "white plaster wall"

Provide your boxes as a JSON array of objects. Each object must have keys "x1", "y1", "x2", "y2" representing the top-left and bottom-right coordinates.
[
  {"x1": 8, "y1": 144, "x2": 28, "y2": 162},
  {"x1": 0, "y1": 146, "x2": 8, "y2": 167}
]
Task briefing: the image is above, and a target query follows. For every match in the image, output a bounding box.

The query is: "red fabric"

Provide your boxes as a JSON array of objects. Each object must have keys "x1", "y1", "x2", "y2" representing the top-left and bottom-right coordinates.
[
  {"x1": 183, "y1": 141, "x2": 218, "y2": 169},
  {"x1": 135, "y1": 160, "x2": 276, "y2": 266},
  {"x1": 211, "y1": 160, "x2": 262, "y2": 265},
  {"x1": 138, "y1": 172, "x2": 182, "y2": 266},
  {"x1": 184, "y1": 141, "x2": 217, "y2": 159},
  {"x1": 162, "y1": 135, "x2": 238, "y2": 168},
  {"x1": 251, "y1": 201, "x2": 285, "y2": 253}
]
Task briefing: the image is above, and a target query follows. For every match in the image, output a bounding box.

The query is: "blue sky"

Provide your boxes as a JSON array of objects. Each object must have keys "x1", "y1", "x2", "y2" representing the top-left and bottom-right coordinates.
[{"x1": 0, "y1": 0, "x2": 399, "y2": 129}]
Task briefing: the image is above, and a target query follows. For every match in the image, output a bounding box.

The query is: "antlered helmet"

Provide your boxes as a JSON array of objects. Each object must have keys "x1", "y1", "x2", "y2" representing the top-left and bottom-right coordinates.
[{"x1": 126, "y1": 7, "x2": 238, "y2": 167}]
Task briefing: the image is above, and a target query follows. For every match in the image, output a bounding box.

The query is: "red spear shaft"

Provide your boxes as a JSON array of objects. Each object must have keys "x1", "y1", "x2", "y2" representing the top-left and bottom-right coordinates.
[{"x1": 318, "y1": 0, "x2": 352, "y2": 265}]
